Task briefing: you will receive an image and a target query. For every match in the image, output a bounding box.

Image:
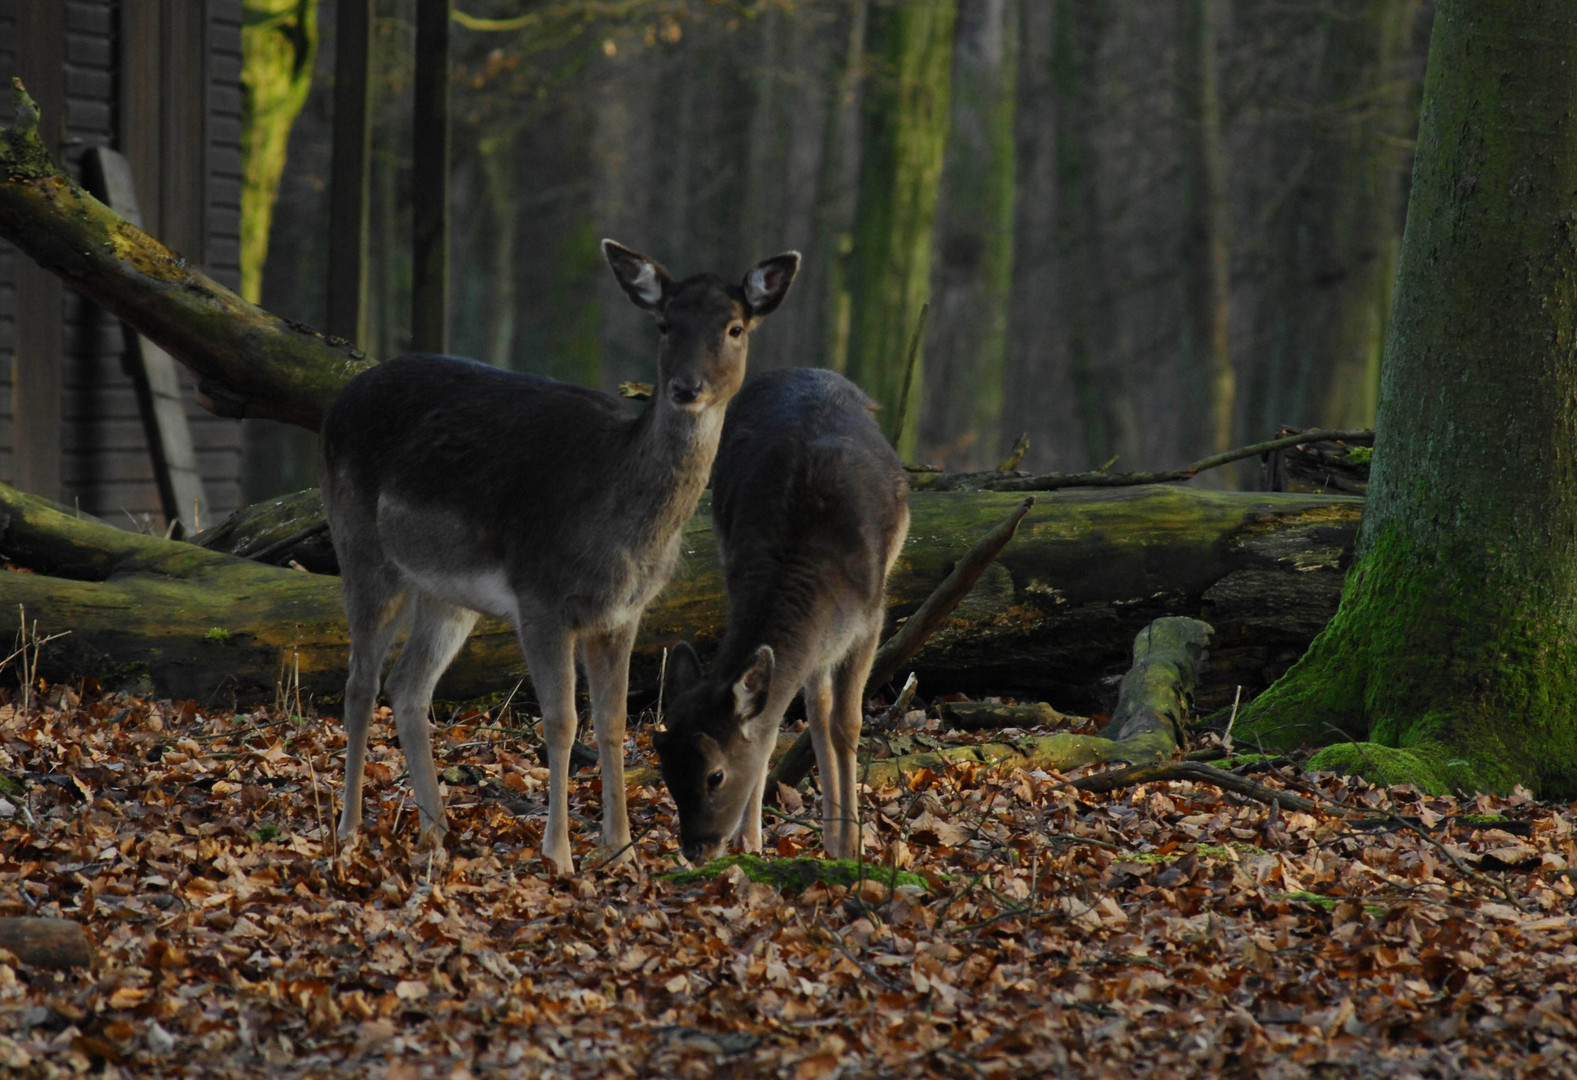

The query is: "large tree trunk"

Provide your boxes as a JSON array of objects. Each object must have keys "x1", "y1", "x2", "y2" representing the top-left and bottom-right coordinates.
[
  {"x1": 3, "y1": 480, "x2": 1359, "y2": 712},
  {"x1": 1178, "y1": 0, "x2": 1235, "y2": 461},
  {"x1": 919, "y1": 0, "x2": 1017, "y2": 470},
  {"x1": 844, "y1": 0, "x2": 957, "y2": 458},
  {"x1": 1237, "y1": 1, "x2": 1577, "y2": 798}
]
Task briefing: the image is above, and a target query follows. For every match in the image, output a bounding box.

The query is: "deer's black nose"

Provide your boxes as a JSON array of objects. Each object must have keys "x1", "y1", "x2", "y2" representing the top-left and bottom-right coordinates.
[
  {"x1": 681, "y1": 836, "x2": 719, "y2": 863},
  {"x1": 669, "y1": 376, "x2": 703, "y2": 405}
]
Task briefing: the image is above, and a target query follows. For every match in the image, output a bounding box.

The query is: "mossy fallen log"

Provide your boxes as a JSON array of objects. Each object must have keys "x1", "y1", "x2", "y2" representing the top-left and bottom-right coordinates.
[
  {"x1": 0, "y1": 82, "x2": 369, "y2": 427},
  {"x1": 845, "y1": 618, "x2": 1211, "y2": 790},
  {"x1": 2, "y1": 480, "x2": 1358, "y2": 710}
]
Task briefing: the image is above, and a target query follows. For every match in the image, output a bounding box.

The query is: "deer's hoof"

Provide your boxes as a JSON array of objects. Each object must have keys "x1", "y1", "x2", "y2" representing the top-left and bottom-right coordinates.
[
  {"x1": 542, "y1": 839, "x2": 575, "y2": 877},
  {"x1": 415, "y1": 823, "x2": 449, "y2": 854}
]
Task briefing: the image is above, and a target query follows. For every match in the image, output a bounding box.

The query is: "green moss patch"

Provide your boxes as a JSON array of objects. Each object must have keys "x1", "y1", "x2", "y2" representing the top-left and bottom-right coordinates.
[
  {"x1": 1125, "y1": 841, "x2": 1267, "y2": 865},
  {"x1": 1280, "y1": 890, "x2": 1388, "y2": 917},
  {"x1": 661, "y1": 854, "x2": 929, "y2": 893}
]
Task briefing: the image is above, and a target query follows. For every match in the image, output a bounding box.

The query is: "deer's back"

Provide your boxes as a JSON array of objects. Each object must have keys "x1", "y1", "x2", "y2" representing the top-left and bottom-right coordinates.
[
  {"x1": 321, "y1": 354, "x2": 669, "y2": 622},
  {"x1": 323, "y1": 354, "x2": 634, "y2": 513},
  {"x1": 710, "y1": 368, "x2": 907, "y2": 655}
]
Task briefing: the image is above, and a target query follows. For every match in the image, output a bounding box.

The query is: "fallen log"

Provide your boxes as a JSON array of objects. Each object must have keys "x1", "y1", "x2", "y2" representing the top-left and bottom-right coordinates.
[
  {"x1": 2, "y1": 480, "x2": 1359, "y2": 711},
  {"x1": 0, "y1": 82, "x2": 370, "y2": 427},
  {"x1": 938, "y1": 700, "x2": 1069, "y2": 732},
  {"x1": 0, "y1": 917, "x2": 94, "y2": 970}
]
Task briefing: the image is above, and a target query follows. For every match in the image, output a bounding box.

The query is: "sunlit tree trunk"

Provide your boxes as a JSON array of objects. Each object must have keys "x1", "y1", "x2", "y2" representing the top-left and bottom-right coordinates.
[
  {"x1": 920, "y1": 0, "x2": 1017, "y2": 470},
  {"x1": 844, "y1": 0, "x2": 957, "y2": 457},
  {"x1": 1239, "y1": 0, "x2": 1577, "y2": 798},
  {"x1": 240, "y1": 0, "x2": 319, "y2": 305}
]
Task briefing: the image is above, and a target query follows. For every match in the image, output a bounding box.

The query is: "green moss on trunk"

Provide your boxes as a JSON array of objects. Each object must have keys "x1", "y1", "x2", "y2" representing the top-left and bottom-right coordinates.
[
  {"x1": 241, "y1": 0, "x2": 319, "y2": 305},
  {"x1": 844, "y1": 0, "x2": 957, "y2": 457}
]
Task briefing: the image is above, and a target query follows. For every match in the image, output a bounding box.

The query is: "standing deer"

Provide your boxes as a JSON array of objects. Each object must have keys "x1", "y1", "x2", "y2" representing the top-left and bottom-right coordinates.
[
  {"x1": 655, "y1": 367, "x2": 910, "y2": 862},
  {"x1": 322, "y1": 241, "x2": 800, "y2": 874}
]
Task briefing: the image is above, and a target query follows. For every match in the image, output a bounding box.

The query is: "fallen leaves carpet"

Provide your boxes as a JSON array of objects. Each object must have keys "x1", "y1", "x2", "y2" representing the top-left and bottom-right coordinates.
[{"x1": 1, "y1": 691, "x2": 1575, "y2": 1078}]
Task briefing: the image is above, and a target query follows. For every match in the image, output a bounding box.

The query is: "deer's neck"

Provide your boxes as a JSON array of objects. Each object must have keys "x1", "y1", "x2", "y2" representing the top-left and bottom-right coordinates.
[{"x1": 621, "y1": 399, "x2": 726, "y2": 546}]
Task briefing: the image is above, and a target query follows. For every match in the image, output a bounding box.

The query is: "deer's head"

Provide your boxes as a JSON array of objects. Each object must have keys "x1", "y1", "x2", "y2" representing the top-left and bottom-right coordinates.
[
  {"x1": 603, "y1": 241, "x2": 800, "y2": 414},
  {"x1": 653, "y1": 642, "x2": 777, "y2": 863}
]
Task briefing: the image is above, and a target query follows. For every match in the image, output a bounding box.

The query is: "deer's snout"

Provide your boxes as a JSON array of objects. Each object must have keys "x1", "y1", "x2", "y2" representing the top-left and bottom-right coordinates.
[
  {"x1": 681, "y1": 836, "x2": 723, "y2": 863},
  {"x1": 669, "y1": 375, "x2": 704, "y2": 406}
]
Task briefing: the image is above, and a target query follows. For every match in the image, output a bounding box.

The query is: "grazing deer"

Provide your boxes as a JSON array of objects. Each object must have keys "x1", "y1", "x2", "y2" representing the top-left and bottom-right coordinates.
[
  {"x1": 322, "y1": 241, "x2": 800, "y2": 874},
  {"x1": 655, "y1": 367, "x2": 910, "y2": 862}
]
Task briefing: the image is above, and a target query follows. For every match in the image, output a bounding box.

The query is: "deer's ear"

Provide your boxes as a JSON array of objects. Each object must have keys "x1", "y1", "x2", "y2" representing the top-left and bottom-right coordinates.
[
  {"x1": 732, "y1": 645, "x2": 774, "y2": 721},
  {"x1": 666, "y1": 641, "x2": 704, "y2": 696},
  {"x1": 603, "y1": 239, "x2": 672, "y2": 312},
  {"x1": 742, "y1": 252, "x2": 800, "y2": 320}
]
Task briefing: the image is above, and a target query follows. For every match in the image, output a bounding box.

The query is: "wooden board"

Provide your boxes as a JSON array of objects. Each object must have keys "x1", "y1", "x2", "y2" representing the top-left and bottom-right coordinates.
[{"x1": 81, "y1": 146, "x2": 208, "y2": 536}]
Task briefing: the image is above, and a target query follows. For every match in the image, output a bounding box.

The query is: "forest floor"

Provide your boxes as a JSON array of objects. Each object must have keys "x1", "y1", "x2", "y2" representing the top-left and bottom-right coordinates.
[{"x1": 0, "y1": 684, "x2": 1574, "y2": 1079}]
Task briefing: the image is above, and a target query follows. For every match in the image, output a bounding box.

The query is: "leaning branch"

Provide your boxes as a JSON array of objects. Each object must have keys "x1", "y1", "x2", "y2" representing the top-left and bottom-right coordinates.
[
  {"x1": 0, "y1": 82, "x2": 370, "y2": 428},
  {"x1": 766, "y1": 496, "x2": 1036, "y2": 794},
  {"x1": 1069, "y1": 760, "x2": 1323, "y2": 815},
  {"x1": 869, "y1": 496, "x2": 1034, "y2": 688}
]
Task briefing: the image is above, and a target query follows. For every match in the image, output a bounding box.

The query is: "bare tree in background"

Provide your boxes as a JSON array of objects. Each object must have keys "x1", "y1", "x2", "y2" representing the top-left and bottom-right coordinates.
[{"x1": 920, "y1": 0, "x2": 1017, "y2": 471}]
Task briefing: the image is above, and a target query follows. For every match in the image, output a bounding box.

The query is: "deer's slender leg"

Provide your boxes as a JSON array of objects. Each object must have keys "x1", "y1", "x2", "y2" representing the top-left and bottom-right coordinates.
[
  {"x1": 383, "y1": 595, "x2": 479, "y2": 847},
  {"x1": 336, "y1": 570, "x2": 408, "y2": 841},
  {"x1": 739, "y1": 747, "x2": 771, "y2": 854},
  {"x1": 517, "y1": 622, "x2": 579, "y2": 874},
  {"x1": 581, "y1": 620, "x2": 639, "y2": 864},
  {"x1": 828, "y1": 631, "x2": 878, "y2": 859},
  {"x1": 802, "y1": 666, "x2": 844, "y2": 856}
]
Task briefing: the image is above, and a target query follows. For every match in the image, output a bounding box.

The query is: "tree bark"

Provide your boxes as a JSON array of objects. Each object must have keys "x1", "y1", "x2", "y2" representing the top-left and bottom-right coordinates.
[
  {"x1": 4, "y1": 479, "x2": 1358, "y2": 712},
  {"x1": 919, "y1": 0, "x2": 1017, "y2": 469},
  {"x1": 1179, "y1": 0, "x2": 1235, "y2": 460},
  {"x1": 844, "y1": 0, "x2": 957, "y2": 458},
  {"x1": 241, "y1": 0, "x2": 320, "y2": 305},
  {"x1": 1237, "y1": 1, "x2": 1577, "y2": 799}
]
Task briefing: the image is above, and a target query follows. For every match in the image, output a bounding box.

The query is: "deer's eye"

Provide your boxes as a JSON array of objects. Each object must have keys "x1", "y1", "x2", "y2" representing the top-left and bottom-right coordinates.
[
  {"x1": 707, "y1": 769, "x2": 725, "y2": 790},
  {"x1": 728, "y1": 324, "x2": 744, "y2": 339}
]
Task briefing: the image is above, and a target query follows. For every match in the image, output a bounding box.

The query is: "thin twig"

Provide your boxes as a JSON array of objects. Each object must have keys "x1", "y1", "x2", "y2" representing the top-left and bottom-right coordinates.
[
  {"x1": 816, "y1": 916, "x2": 903, "y2": 993},
  {"x1": 887, "y1": 302, "x2": 930, "y2": 450},
  {"x1": 872, "y1": 672, "x2": 919, "y2": 733},
  {"x1": 978, "y1": 428, "x2": 1374, "y2": 493},
  {"x1": 1223, "y1": 685, "x2": 1242, "y2": 755}
]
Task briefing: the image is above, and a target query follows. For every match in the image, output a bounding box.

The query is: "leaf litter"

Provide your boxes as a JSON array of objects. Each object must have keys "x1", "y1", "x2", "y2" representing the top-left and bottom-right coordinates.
[{"x1": 0, "y1": 687, "x2": 1574, "y2": 1078}]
